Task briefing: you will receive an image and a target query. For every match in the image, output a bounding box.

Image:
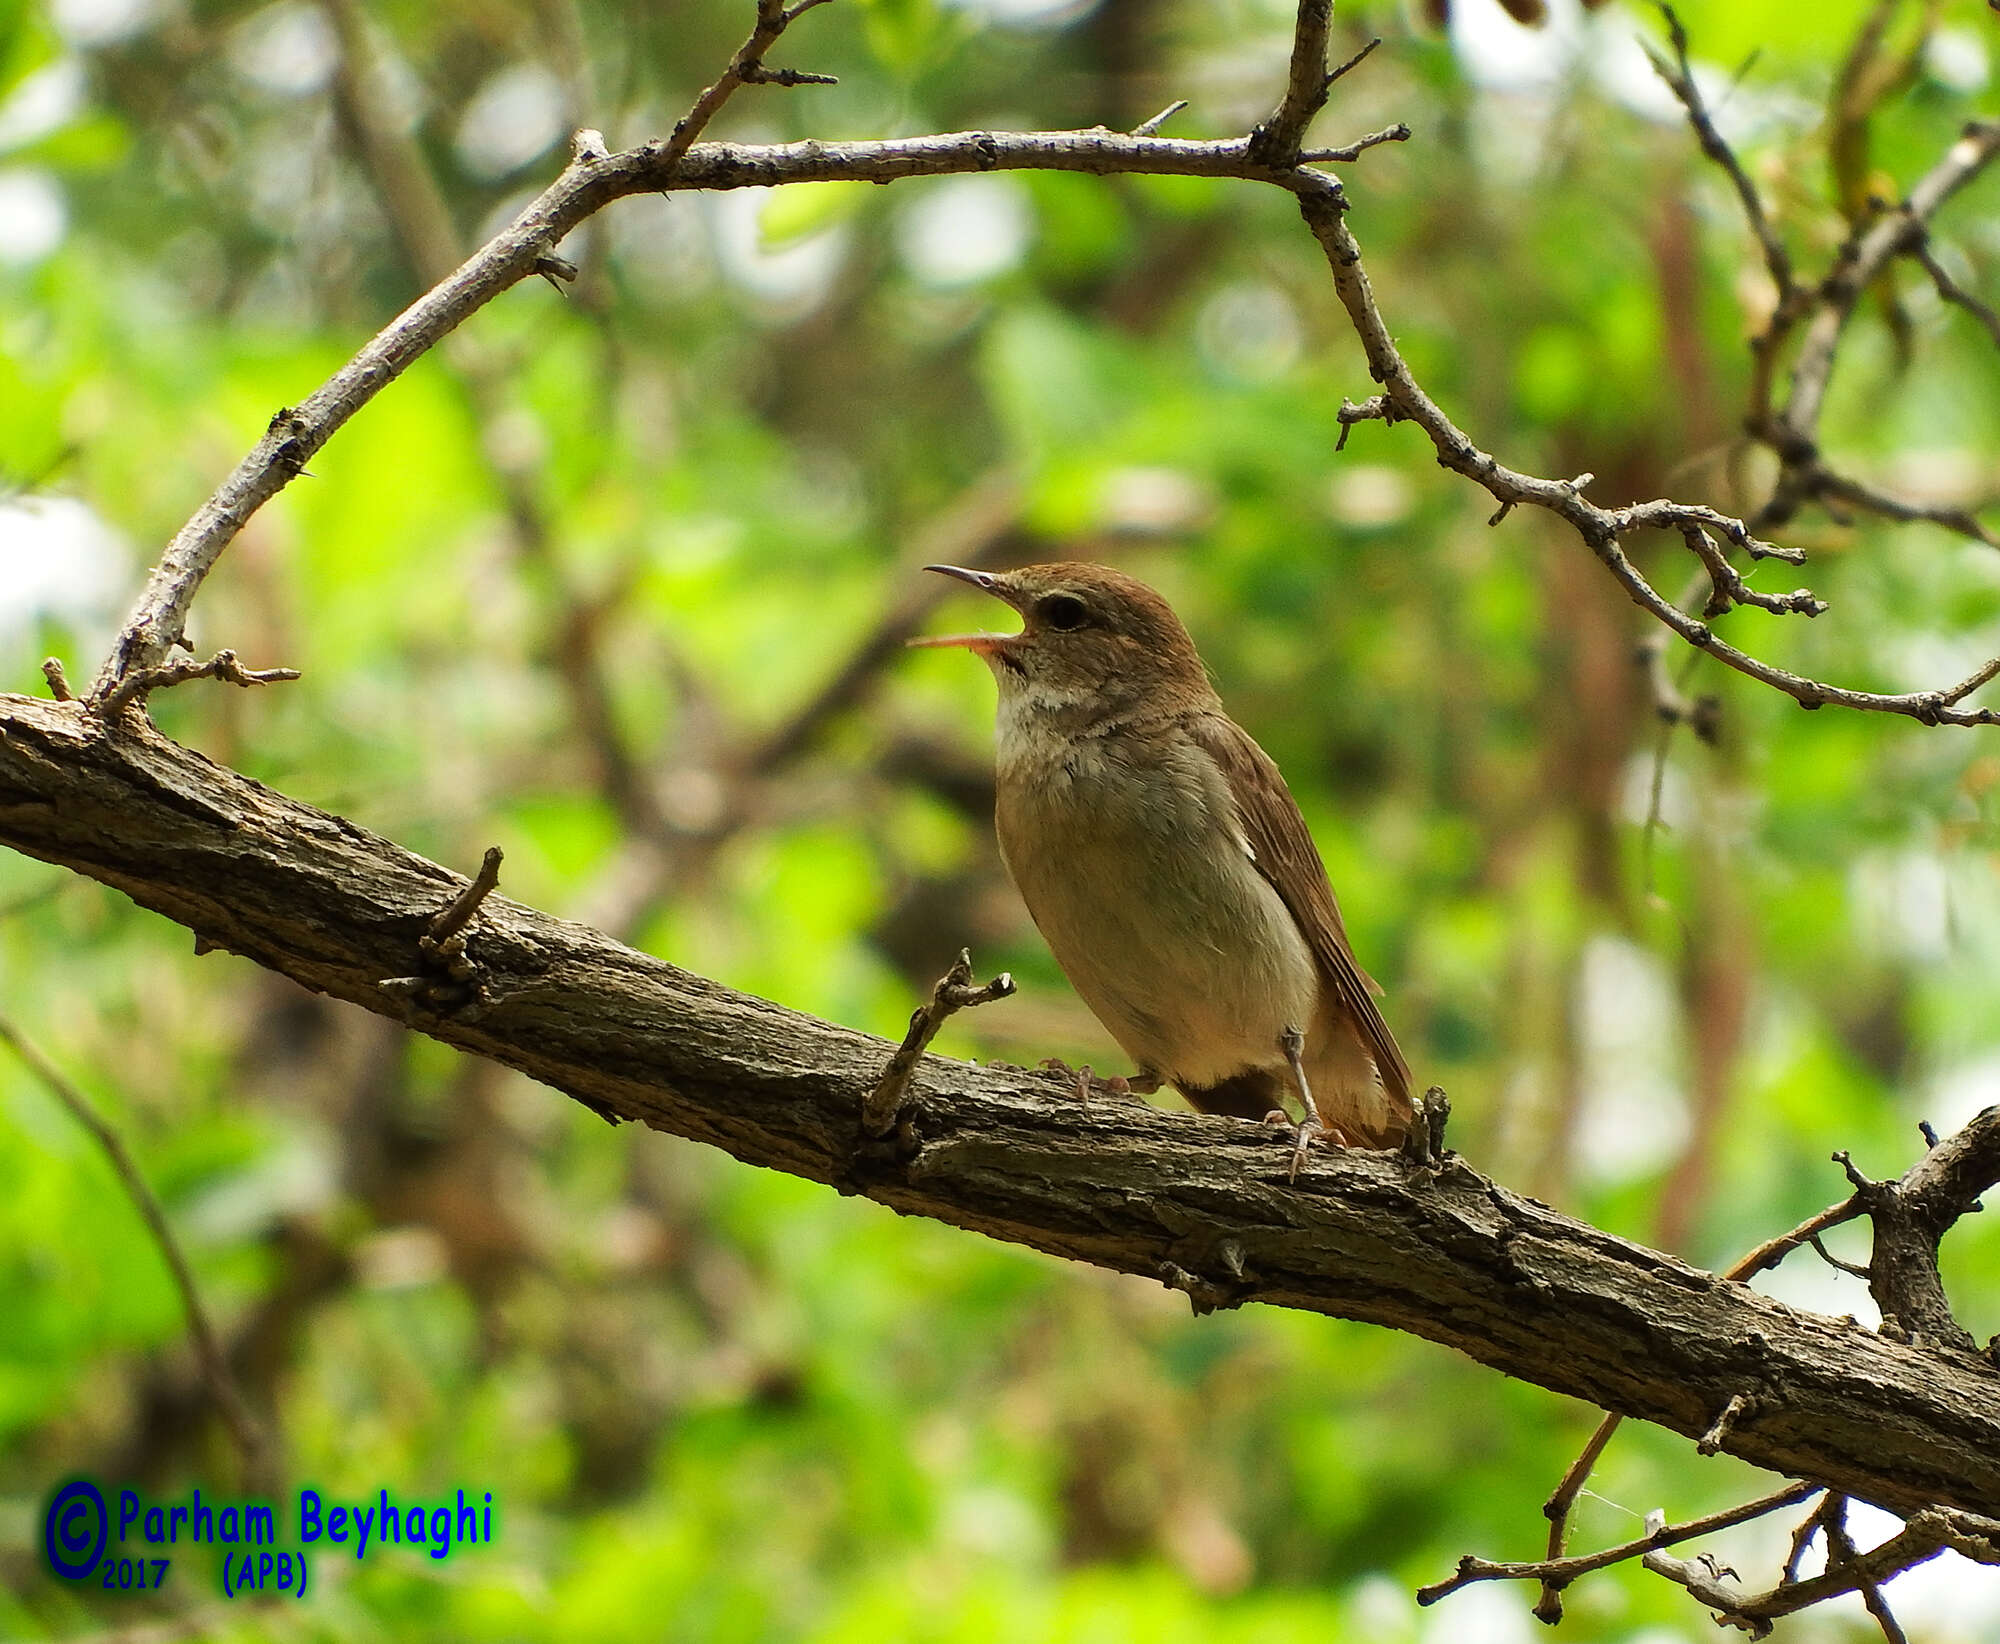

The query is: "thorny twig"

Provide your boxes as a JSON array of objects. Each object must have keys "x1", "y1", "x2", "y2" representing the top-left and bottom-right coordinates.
[
  {"x1": 657, "y1": 0, "x2": 838, "y2": 174},
  {"x1": 98, "y1": 649, "x2": 300, "y2": 720}
]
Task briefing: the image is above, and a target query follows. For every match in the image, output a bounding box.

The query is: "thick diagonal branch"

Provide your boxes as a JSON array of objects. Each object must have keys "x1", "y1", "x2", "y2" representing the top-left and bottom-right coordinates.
[{"x1": 3, "y1": 692, "x2": 1999, "y2": 1520}]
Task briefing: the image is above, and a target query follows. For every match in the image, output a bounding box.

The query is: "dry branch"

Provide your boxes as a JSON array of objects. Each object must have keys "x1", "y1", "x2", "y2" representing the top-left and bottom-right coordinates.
[
  {"x1": 85, "y1": 124, "x2": 1395, "y2": 709},
  {"x1": 1287, "y1": 169, "x2": 2000, "y2": 726},
  {"x1": 3, "y1": 693, "x2": 1999, "y2": 1524}
]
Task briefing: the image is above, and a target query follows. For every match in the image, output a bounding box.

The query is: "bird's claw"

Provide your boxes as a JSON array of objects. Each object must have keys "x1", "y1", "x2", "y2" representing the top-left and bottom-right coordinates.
[
  {"x1": 1263, "y1": 1109, "x2": 1329, "y2": 1181},
  {"x1": 1287, "y1": 1114, "x2": 1327, "y2": 1181}
]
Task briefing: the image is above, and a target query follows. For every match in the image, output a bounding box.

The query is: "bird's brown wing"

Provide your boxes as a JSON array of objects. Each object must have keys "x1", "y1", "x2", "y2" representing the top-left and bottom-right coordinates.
[{"x1": 1190, "y1": 713, "x2": 1413, "y2": 1110}]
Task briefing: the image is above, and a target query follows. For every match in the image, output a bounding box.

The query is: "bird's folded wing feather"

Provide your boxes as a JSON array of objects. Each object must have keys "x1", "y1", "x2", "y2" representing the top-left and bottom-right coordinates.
[{"x1": 1191, "y1": 714, "x2": 1413, "y2": 1105}]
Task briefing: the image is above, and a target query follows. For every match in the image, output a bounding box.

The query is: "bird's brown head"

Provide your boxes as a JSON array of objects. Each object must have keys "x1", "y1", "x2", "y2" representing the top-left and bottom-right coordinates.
[{"x1": 912, "y1": 562, "x2": 1214, "y2": 719}]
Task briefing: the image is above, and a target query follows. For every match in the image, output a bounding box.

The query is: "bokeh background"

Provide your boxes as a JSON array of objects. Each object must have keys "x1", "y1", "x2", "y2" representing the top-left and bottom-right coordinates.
[{"x1": 3, "y1": 0, "x2": 2000, "y2": 1637}]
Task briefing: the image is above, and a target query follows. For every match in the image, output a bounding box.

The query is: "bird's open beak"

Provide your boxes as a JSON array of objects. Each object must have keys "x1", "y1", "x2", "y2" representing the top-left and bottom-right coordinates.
[{"x1": 909, "y1": 564, "x2": 1020, "y2": 656}]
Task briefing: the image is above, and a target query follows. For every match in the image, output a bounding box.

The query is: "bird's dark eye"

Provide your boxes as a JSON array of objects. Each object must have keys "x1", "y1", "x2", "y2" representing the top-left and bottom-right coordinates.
[{"x1": 1039, "y1": 594, "x2": 1089, "y2": 631}]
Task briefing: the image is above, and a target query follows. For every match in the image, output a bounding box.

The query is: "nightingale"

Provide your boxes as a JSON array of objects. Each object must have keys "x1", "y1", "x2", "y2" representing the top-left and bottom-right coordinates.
[{"x1": 914, "y1": 561, "x2": 1412, "y2": 1174}]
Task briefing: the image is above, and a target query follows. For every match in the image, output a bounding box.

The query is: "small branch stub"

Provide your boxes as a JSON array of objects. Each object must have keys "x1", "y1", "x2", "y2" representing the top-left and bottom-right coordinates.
[
  {"x1": 862, "y1": 949, "x2": 1015, "y2": 1136},
  {"x1": 425, "y1": 845, "x2": 504, "y2": 952},
  {"x1": 380, "y1": 846, "x2": 505, "y2": 1017},
  {"x1": 1400, "y1": 1085, "x2": 1452, "y2": 1169},
  {"x1": 533, "y1": 253, "x2": 580, "y2": 293}
]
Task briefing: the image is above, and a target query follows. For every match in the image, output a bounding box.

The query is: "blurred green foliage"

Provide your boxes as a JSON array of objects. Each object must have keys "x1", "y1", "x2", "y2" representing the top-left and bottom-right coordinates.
[{"x1": 3, "y1": 0, "x2": 2000, "y2": 1638}]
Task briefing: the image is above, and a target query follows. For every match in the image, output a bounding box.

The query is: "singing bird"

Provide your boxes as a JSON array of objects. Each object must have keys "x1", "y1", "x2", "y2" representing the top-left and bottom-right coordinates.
[{"x1": 915, "y1": 562, "x2": 1412, "y2": 1173}]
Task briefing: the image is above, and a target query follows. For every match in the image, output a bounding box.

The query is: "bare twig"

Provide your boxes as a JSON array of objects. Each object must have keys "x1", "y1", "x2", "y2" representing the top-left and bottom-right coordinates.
[
  {"x1": 1247, "y1": 0, "x2": 1334, "y2": 165},
  {"x1": 1820, "y1": 1494, "x2": 1912, "y2": 1644},
  {"x1": 1301, "y1": 122, "x2": 1412, "y2": 163},
  {"x1": 41, "y1": 657, "x2": 70, "y2": 700},
  {"x1": 1325, "y1": 36, "x2": 1383, "y2": 89},
  {"x1": 1293, "y1": 168, "x2": 2000, "y2": 727},
  {"x1": 1642, "y1": 1511, "x2": 1968, "y2": 1636},
  {"x1": 1785, "y1": 1490, "x2": 1842, "y2": 1584},
  {"x1": 1810, "y1": 464, "x2": 1999, "y2": 549},
  {"x1": 1758, "y1": 121, "x2": 2000, "y2": 526},
  {"x1": 1677, "y1": 525, "x2": 1827, "y2": 618},
  {"x1": 657, "y1": 0, "x2": 838, "y2": 175},
  {"x1": 84, "y1": 125, "x2": 1409, "y2": 713},
  {"x1": 1913, "y1": 239, "x2": 2000, "y2": 351},
  {"x1": 0, "y1": 1013, "x2": 274, "y2": 1494},
  {"x1": 861, "y1": 949, "x2": 1015, "y2": 1136},
  {"x1": 1417, "y1": 1480, "x2": 1819, "y2": 1606},
  {"x1": 1807, "y1": 1231, "x2": 1871, "y2": 1279},
  {"x1": 1534, "y1": 1410, "x2": 1623, "y2": 1621},
  {"x1": 1646, "y1": 7, "x2": 1796, "y2": 307},
  {"x1": 1638, "y1": 630, "x2": 1719, "y2": 740},
  {"x1": 1649, "y1": 5, "x2": 2000, "y2": 560},
  {"x1": 98, "y1": 648, "x2": 300, "y2": 719},
  {"x1": 1728, "y1": 1195, "x2": 1864, "y2": 1280}
]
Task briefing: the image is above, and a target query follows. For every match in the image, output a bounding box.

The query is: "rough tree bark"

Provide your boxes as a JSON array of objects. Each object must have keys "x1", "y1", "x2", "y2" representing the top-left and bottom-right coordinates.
[{"x1": 3, "y1": 690, "x2": 1997, "y2": 1523}]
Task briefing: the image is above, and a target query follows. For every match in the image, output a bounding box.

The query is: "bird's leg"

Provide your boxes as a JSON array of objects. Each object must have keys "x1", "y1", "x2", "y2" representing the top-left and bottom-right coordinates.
[{"x1": 1277, "y1": 1025, "x2": 1329, "y2": 1181}]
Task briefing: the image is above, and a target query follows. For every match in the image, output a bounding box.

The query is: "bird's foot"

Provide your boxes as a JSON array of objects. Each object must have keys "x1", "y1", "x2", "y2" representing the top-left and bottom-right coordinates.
[
  {"x1": 1044, "y1": 1060, "x2": 1135, "y2": 1105},
  {"x1": 1263, "y1": 1109, "x2": 1344, "y2": 1181}
]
